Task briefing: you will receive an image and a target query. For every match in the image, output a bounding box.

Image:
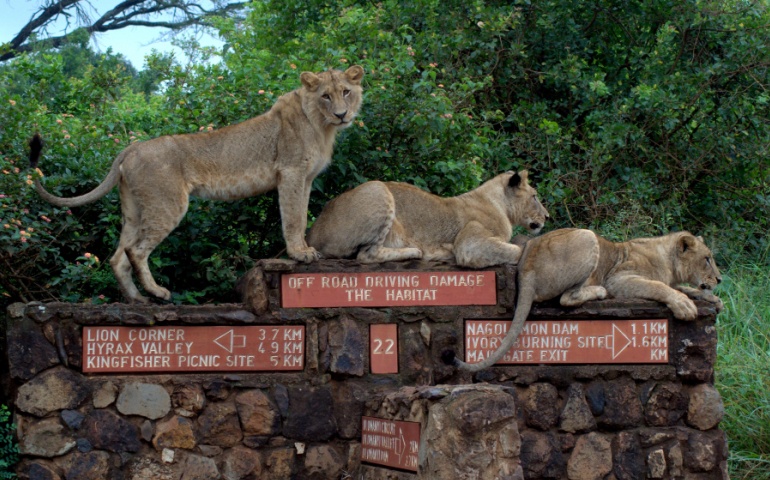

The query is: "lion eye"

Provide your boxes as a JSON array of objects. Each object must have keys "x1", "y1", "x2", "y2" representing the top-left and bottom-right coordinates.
[
  {"x1": 322, "y1": 93, "x2": 331, "y2": 100},
  {"x1": 343, "y1": 89, "x2": 350, "y2": 97}
]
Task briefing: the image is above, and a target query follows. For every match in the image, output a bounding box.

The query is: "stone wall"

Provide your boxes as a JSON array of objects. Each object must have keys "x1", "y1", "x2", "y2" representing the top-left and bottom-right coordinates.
[{"x1": 4, "y1": 259, "x2": 728, "y2": 479}]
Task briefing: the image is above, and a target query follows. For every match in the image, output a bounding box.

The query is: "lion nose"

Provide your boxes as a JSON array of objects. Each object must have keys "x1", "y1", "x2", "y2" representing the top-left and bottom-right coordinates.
[
  {"x1": 335, "y1": 111, "x2": 347, "y2": 121},
  {"x1": 529, "y1": 222, "x2": 541, "y2": 230},
  {"x1": 716, "y1": 276, "x2": 722, "y2": 285}
]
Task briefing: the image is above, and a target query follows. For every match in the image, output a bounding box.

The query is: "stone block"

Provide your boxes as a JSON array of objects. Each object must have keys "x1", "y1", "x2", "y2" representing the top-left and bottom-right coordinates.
[
  {"x1": 283, "y1": 386, "x2": 336, "y2": 442},
  {"x1": 116, "y1": 382, "x2": 171, "y2": 420},
  {"x1": 81, "y1": 409, "x2": 141, "y2": 453},
  {"x1": 16, "y1": 367, "x2": 88, "y2": 417}
]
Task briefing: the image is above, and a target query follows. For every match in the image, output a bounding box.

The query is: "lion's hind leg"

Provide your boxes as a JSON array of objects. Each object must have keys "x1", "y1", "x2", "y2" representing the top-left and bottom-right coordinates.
[
  {"x1": 357, "y1": 244, "x2": 422, "y2": 263},
  {"x1": 560, "y1": 285, "x2": 607, "y2": 307},
  {"x1": 309, "y1": 181, "x2": 421, "y2": 262},
  {"x1": 122, "y1": 186, "x2": 189, "y2": 302}
]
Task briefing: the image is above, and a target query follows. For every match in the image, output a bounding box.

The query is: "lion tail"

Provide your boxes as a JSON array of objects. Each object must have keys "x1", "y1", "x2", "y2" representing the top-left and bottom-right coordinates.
[
  {"x1": 29, "y1": 133, "x2": 121, "y2": 208},
  {"x1": 453, "y1": 271, "x2": 536, "y2": 372}
]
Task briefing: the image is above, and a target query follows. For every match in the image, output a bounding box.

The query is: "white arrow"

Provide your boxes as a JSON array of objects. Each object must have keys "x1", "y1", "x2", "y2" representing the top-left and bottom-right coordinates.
[
  {"x1": 612, "y1": 323, "x2": 633, "y2": 359},
  {"x1": 214, "y1": 330, "x2": 247, "y2": 353}
]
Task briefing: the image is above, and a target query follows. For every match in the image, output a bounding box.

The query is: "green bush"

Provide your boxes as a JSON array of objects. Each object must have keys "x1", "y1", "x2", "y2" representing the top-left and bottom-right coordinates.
[{"x1": 0, "y1": 404, "x2": 17, "y2": 478}]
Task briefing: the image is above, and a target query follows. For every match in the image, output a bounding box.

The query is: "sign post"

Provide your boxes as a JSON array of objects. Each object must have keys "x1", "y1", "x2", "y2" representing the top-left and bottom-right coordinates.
[
  {"x1": 282, "y1": 271, "x2": 496, "y2": 308},
  {"x1": 464, "y1": 319, "x2": 669, "y2": 365},
  {"x1": 82, "y1": 325, "x2": 305, "y2": 373}
]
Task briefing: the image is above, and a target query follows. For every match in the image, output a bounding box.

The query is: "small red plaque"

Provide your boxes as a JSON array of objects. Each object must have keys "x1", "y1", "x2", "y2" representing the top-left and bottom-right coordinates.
[
  {"x1": 464, "y1": 319, "x2": 668, "y2": 365},
  {"x1": 282, "y1": 271, "x2": 495, "y2": 308},
  {"x1": 370, "y1": 324, "x2": 399, "y2": 374},
  {"x1": 362, "y1": 416, "x2": 420, "y2": 472},
  {"x1": 82, "y1": 326, "x2": 304, "y2": 373}
]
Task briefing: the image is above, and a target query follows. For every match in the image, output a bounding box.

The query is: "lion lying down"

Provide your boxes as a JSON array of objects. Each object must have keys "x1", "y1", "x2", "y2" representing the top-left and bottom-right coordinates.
[
  {"x1": 307, "y1": 171, "x2": 549, "y2": 268},
  {"x1": 451, "y1": 228, "x2": 724, "y2": 372}
]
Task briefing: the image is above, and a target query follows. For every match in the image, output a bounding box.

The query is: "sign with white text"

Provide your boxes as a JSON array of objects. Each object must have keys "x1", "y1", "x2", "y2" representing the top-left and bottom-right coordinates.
[
  {"x1": 82, "y1": 326, "x2": 304, "y2": 373},
  {"x1": 464, "y1": 319, "x2": 669, "y2": 365},
  {"x1": 282, "y1": 271, "x2": 496, "y2": 308},
  {"x1": 370, "y1": 324, "x2": 399, "y2": 374},
  {"x1": 361, "y1": 416, "x2": 420, "y2": 472}
]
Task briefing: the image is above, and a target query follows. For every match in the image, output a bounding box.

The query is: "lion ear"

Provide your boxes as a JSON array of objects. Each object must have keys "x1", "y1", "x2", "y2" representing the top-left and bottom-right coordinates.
[
  {"x1": 508, "y1": 172, "x2": 521, "y2": 188},
  {"x1": 508, "y1": 170, "x2": 528, "y2": 188},
  {"x1": 301, "y1": 71, "x2": 321, "y2": 91},
  {"x1": 679, "y1": 234, "x2": 698, "y2": 253},
  {"x1": 344, "y1": 65, "x2": 364, "y2": 84}
]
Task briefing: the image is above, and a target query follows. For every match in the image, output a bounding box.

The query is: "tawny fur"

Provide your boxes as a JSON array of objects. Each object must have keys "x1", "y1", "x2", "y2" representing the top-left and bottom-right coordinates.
[
  {"x1": 454, "y1": 228, "x2": 724, "y2": 372},
  {"x1": 29, "y1": 66, "x2": 364, "y2": 303},
  {"x1": 307, "y1": 171, "x2": 550, "y2": 268}
]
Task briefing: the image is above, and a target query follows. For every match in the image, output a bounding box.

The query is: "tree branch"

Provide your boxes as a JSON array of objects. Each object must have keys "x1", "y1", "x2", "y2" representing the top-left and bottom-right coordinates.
[{"x1": 1, "y1": 0, "x2": 247, "y2": 62}]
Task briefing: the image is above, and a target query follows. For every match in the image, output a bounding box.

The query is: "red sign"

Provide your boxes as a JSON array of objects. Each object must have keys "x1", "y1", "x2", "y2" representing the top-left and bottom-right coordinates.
[
  {"x1": 361, "y1": 416, "x2": 420, "y2": 472},
  {"x1": 370, "y1": 324, "x2": 399, "y2": 374},
  {"x1": 281, "y1": 271, "x2": 496, "y2": 308},
  {"x1": 464, "y1": 319, "x2": 668, "y2": 365},
  {"x1": 82, "y1": 326, "x2": 304, "y2": 373}
]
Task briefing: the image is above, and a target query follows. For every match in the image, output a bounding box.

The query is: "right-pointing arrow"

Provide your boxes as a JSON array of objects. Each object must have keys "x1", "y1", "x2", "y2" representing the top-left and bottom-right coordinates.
[{"x1": 612, "y1": 323, "x2": 633, "y2": 359}]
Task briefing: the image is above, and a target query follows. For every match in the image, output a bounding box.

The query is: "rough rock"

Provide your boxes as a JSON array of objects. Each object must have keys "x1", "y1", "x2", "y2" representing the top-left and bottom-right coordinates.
[
  {"x1": 81, "y1": 409, "x2": 141, "y2": 453},
  {"x1": 687, "y1": 384, "x2": 724, "y2": 431},
  {"x1": 153, "y1": 415, "x2": 196, "y2": 450},
  {"x1": 16, "y1": 367, "x2": 88, "y2": 417},
  {"x1": 63, "y1": 451, "x2": 111, "y2": 480},
  {"x1": 125, "y1": 458, "x2": 175, "y2": 480},
  {"x1": 235, "y1": 389, "x2": 280, "y2": 436},
  {"x1": 6, "y1": 318, "x2": 59, "y2": 380},
  {"x1": 520, "y1": 430, "x2": 565, "y2": 479},
  {"x1": 612, "y1": 431, "x2": 645, "y2": 480},
  {"x1": 262, "y1": 447, "x2": 296, "y2": 480},
  {"x1": 559, "y1": 383, "x2": 597, "y2": 433},
  {"x1": 60, "y1": 410, "x2": 84, "y2": 430},
  {"x1": 22, "y1": 460, "x2": 63, "y2": 480},
  {"x1": 421, "y1": 386, "x2": 522, "y2": 480},
  {"x1": 18, "y1": 418, "x2": 76, "y2": 457},
  {"x1": 598, "y1": 377, "x2": 643, "y2": 429},
  {"x1": 684, "y1": 430, "x2": 719, "y2": 472},
  {"x1": 197, "y1": 401, "x2": 243, "y2": 447},
  {"x1": 221, "y1": 446, "x2": 262, "y2": 480},
  {"x1": 92, "y1": 381, "x2": 118, "y2": 408},
  {"x1": 172, "y1": 383, "x2": 206, "y2": 415},
  {"x1": 116, "y1": 382, "x2": 172, "y2": 420},
  {"x1": 331, "y1": 382, "x2": 366, "y2": 439},
  {"x1": 322, "y1": 315, "x2": 365, "y2": 376},
  {"x1": 521, "y1": 383, "x2": 560, "y2": 431},
  {"x1": 301, "y1": 445, "x2": 346, "y2": 480},
  {"x1": 643, "y1": 382, "x2": 688, "y2": 427},
  {"x1": 567, "y1": 432, "x2": 612, "y2": 480},
  {"x1": 283, "y1": 386, "x2": 336, "y2": 442},
  {"x1": 177, "y1": 452, "x2": 220, "y2": 480}
]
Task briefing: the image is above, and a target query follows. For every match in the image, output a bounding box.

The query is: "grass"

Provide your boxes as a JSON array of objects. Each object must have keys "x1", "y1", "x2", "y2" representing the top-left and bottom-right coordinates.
[{"x1": 715, "y1": 261, "x2": 770, "y2": 479}]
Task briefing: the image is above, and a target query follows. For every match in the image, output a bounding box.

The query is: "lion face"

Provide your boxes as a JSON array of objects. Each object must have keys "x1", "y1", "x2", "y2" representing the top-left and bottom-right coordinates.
[
  {"x1": 300, "y1": 65, "x2": 364, "y2": 128},
  {"x1": 507, "y1": 170, "x2": 550, "y2": 234},
  {"x1": 677, "y1": 234, "x2": 723, "y2": 291}
]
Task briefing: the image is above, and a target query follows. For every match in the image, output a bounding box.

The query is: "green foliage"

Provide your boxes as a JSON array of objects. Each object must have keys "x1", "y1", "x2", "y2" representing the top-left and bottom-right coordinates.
[
  {"x1": 716, "y1": 259, "x2": 770, "y2": 479},
  {"x1": 0, "y1": 404, "x2": 17, "y2": 478}
]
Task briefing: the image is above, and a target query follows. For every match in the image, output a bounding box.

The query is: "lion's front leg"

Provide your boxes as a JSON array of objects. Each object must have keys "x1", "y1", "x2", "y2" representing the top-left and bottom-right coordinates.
[
  {"x1": 608, "y1": 275, "x2": 698, "y2": 320},
  {"x1": 277, "y1": 170, "x2": 319, "y2": 263},
  {"x1": 676, "y1": 285, "x2": 725, "y2": 313},
  {"x1": 454, "y1": 221, "x2": 522, "y2": 268}
]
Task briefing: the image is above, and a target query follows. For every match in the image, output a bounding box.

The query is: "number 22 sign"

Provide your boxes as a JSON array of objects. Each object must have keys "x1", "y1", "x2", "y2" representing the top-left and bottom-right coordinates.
[{"x1": 370, "y1": 324, "x2": 399, "y2": 374}]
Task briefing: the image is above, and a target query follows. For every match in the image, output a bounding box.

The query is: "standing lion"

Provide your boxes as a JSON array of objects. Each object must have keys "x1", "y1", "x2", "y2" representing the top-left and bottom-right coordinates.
[{"x1": 29, "y1": 65, "x2": 364, "y2": 303}]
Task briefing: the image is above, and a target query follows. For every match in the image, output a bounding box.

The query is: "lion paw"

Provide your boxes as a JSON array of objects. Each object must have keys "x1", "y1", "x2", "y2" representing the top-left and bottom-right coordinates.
[
  {"x1": 289, "y1": 247, "x2": 321, "y2": 263},
  {"x1": 702, "y1": 293, "x2": 725, "y2": 313},
  {"x1": 149, "y1": 286, "x2": 172, "y2": 301},
  {"x1": 669, "y1": 294, "x2": 698, "y2": 321}
]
